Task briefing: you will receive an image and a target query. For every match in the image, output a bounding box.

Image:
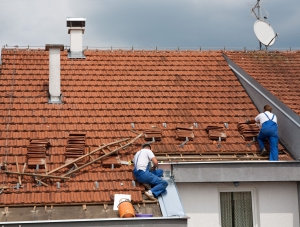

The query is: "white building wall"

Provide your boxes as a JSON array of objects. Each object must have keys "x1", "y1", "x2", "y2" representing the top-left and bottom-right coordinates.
[
  {"x1": 258, "y1": 182, "x2": 299, "y2": 227},
  {"x1": 177, "y1": 182, "x2": 299, "y2": 227}
]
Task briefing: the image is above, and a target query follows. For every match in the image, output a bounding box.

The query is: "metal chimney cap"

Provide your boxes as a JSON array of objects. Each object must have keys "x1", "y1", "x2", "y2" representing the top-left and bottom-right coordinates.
[
  {"x1": 67, "y1": 17, "x2": 86, "y2": 28},
  {"x1": 45, "y1": 44, "x2": 64, "y2": 51}
]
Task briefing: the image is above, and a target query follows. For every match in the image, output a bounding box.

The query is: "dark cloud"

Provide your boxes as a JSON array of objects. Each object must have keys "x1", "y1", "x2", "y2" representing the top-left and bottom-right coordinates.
[{"x1": 0, "y1": 0, "x2": 299, "y2": 50}]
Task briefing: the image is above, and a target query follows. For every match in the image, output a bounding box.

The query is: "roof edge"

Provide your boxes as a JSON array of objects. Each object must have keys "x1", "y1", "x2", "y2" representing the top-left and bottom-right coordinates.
[
  {"x1": 173, "y1": 161, "x2": 300, "y2": 182},
  {"x1": 0, "y1": 216, "x2": 189, "y2": 227}
]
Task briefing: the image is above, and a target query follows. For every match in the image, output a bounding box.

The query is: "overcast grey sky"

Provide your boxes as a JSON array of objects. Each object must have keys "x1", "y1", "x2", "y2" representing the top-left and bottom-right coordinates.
[{"x1": 0, "y1": 0, "x2": 299, "y2": 51}]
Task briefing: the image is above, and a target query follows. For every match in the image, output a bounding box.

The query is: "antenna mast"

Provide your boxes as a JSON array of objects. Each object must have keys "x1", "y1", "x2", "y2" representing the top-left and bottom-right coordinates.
[
  {"x1": 258, "y1": 0, "x2": 262, "y2": 49},
  {"x1": 252, "y1": 0, "x2": 263, "y2": 49},
  {"x1": 257, "y1": 0, "x2": 262, "y2": 20}
]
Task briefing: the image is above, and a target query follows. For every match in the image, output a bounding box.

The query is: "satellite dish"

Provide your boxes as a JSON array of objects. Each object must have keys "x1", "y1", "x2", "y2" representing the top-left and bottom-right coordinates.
[{"x1": 254, "y1": 20, "x2": 277, "y2": 46}]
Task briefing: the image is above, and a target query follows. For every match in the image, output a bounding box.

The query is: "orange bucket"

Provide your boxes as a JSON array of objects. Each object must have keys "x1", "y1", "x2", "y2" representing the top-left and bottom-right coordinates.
[{"x1": 118, "y1": 198, "x2": 135, "y2": 218}]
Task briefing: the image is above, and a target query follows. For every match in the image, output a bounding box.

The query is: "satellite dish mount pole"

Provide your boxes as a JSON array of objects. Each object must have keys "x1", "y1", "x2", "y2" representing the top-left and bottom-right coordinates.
[{"x1": 257, "y1": 0, "x2": 262, "y2": 50}]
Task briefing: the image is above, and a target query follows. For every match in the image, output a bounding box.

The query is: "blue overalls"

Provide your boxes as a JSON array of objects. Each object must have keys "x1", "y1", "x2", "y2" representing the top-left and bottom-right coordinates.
[
  {"x1": 257, "y1": 113, "x2": 279, "y2": 161},
  {"x1": 133, "y1": 151, "x2": 168, "y2": 197}
]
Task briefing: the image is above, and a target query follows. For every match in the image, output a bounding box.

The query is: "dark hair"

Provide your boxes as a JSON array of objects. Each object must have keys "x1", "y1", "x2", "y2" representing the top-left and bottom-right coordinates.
[
  {"x1": 264, "y1": 105, "x2": 272, "y2": 112},
  {"x1": 142, "y1": 143, "x2": 151, "y2": 149}
]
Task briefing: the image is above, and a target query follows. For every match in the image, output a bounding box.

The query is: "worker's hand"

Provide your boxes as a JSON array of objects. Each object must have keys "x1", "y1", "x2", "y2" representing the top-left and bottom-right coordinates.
[{"x1": 150, "y1": 166, "x2": 157, "y2": 171}]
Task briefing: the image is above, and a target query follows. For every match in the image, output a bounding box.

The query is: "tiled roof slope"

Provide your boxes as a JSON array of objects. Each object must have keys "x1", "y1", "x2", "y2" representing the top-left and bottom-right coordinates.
[
  {"x1": 225, "y1": 51, "x2": 300, "y2": 115},
  {"x1": 0, "y1": 49, "x2": 292, "y2": 206}
]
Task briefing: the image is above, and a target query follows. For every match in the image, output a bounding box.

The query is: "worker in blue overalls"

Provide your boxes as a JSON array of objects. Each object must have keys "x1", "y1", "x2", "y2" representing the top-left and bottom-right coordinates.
[
  {"x1": 247, "y1": 105, "x2": 278, "y2": 161},
  {"x1": 133, "y1": 143, "x2": 168, "y2": 200}
]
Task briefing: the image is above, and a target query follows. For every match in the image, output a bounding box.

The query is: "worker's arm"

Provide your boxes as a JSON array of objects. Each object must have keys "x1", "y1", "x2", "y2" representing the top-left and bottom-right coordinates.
[{"x1": 151, "y1": 157, "x2": 159, "y2": 170}]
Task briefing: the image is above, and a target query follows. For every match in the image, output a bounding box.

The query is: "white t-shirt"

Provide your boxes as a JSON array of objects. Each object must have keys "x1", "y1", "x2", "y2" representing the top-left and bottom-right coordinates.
[
  {"x1": 255, "y1": 111, "x2": 277, "y2": 127},
  {"x1": 134, "y1": 148, "x2": 155, "y2": 171}
]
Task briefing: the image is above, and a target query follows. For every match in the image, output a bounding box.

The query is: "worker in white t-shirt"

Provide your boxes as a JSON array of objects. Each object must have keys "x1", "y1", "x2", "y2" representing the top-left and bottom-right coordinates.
[
  {"x1": 246, "y1": 105, "x2": 278, "y2": 160},
  {"x1": 133, "y1": 144, "x2": 168, "y2": 200}
]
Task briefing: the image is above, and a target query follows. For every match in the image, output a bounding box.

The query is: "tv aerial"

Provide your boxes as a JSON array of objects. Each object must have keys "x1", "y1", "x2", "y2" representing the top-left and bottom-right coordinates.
[
  {"x1": 251, "y1": 0, "x2": 278, "y2": 50},
  {"x1": 251, "y1": 0, "x2": 269, "y2": 21}
]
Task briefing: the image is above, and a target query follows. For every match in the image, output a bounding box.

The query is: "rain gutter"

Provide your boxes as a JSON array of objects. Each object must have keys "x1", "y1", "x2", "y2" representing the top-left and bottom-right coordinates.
[{"x1": 0, "y1": 216, "x2": 188, "y2": 227}]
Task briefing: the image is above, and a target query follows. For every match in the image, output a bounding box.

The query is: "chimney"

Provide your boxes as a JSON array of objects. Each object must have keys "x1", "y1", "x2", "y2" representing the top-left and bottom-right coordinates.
[
  {"x1": 45, "y1": 44, "x2": 64, "y2": 103},
  {"x1": 67, "y1": 17, "x2": 86, "y2": 59}
]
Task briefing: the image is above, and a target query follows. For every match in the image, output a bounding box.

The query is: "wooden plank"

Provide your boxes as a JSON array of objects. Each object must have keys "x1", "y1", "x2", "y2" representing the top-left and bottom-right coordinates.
[
  {"x1": 156, "y1": 155, "x2": 268, "y2": 161},
  {"x1": 22, "y1": 163, "x2": 27, "y2": 173},
  {"x1": 61, "y1": 133, "x2": 143, "y2": 177},
  {"x1": 36, "y1": 179, "x2": 49, "y2": 187},
  {"x1": 46, "y1": 138, "x2": 130, "y2": 175},
  {"x1": 15, "y1": 156, "x2": 22, "y2": 185}
]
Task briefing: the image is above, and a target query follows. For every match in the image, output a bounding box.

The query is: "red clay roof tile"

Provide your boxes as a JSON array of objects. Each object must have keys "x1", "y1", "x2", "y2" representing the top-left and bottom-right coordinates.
[
  {"x1": 0, "y1": 48, "x2": 294, "y2": 206},
  {"x1": 225, "y1": 51, "x2": 300, "y2": 115}
]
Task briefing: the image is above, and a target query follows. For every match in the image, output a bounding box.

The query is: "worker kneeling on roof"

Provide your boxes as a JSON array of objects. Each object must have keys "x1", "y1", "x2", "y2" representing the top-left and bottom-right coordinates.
[{"x1": 133, "y1": 144, "x2": 168, "y2": 200}]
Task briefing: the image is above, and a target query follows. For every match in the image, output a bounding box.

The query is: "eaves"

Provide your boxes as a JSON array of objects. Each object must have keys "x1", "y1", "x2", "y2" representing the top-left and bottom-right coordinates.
[
  {"x1": 171, "y1": 161, "x2": 300, "y2": 182},
  {"x1": 0, "y1": 216, "x2": 188, "y2": 227}
]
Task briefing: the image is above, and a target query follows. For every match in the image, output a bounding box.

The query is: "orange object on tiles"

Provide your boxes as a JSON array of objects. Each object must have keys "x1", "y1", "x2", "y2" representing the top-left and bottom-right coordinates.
[{"x1": 118, "y1": 198, "x2": 135, "y2": 218}]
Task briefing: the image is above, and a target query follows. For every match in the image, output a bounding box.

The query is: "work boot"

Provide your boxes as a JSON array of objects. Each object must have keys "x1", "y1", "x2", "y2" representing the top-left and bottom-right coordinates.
[
  {"x1": 260, "y1": 148, "x2": 267, "y2": 156},
  {"x1": 144, "y1": 190, "x2": 156, "y2": 201}
]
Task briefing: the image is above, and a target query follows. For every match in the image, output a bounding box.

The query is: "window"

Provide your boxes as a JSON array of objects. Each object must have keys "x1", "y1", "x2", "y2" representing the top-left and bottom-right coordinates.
[{"x1": 220, "y1": 191, "x2": 254, "y2": 227}]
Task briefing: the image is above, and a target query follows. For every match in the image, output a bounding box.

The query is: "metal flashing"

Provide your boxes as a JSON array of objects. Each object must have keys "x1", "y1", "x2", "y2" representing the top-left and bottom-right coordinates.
[
  {"x1": 157, "y1": 164, "x2": 186, "y2": 217},
  {"x1": 48, "y1": 95, "x2": 63, "y2": 104},
  {"x1": 67, "y1": 51, "x2": 86, "y2": 59}
]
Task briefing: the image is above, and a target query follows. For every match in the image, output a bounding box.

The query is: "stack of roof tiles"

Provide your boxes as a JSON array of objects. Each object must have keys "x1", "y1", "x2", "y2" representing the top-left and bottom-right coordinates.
[
  {"x1": 206, "y1": 126, "x2": 226, "y2": 140},
  {"x1": 27, "y1": 139, "x2": 49, "y2": 168},
  {"x1": 237, "y1": 123, "x2": 260, "y2": 140},
  {"x1": 65, "y1": 133, "x2": 86, "y2": 166},
  {"x1": 144, "y1": 128, "x2": 162, "y2": 141},
  {"x1": 0, "y1": 48, "x2": 294, "y2": 207},
  {"x1": 175, "y1": 125, "x2": 194, "y2": 141}
]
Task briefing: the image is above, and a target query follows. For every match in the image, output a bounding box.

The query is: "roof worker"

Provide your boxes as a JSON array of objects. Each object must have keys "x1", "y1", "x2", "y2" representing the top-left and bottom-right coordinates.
[
  {"x1": 133, "y1": 143, "x2": 168, "y2": 200},
  {"x1": 246, "y1": 104, "x2": 278, "y2": 161}
]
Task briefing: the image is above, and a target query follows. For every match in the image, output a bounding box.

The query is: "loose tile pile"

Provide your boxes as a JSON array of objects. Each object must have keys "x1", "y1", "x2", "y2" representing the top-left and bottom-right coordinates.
[
  {"x1": 144, "y1": 128, "x2": 162, "y2": 141},
  {"x1": 237, "y1": 123, "x2": 260, "y2": 140},
  {"x1": 65, "y1": 133, "x2": 86, "y2": 166},
  {"x1": 175, "y1": 125, "x2": 194, "y2": 141},
  {"x1": 27, "y1": 139, "x2": 49, "y2": 168},
  {"x1": 206, "y1": 126, "x2": 226, "y2": 140}
]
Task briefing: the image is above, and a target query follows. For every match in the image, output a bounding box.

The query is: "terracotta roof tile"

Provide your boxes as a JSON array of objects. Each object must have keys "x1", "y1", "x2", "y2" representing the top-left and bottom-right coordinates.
[
  {"x1": 225, "y1": 51, "x2": 300, "y2": 115},
  {"x1": 0, "y1": 49, "x2": 294, "y2": 206}
]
